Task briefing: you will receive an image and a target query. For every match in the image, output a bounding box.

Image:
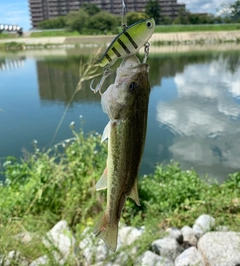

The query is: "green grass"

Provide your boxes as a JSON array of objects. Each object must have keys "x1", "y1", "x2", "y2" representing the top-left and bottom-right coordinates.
[
  {"x1": 0, "y1": 33, "x2": 18, "y2": 39},
  {"x1": 0, "y1": 123, "x2": 239, "y2": 264},
  {"x1": 155, "y1": 23, "x2": 240, "y2": 33},
  {"x1": 30, "y1": 30, "x2": 81, "y2": 37}
]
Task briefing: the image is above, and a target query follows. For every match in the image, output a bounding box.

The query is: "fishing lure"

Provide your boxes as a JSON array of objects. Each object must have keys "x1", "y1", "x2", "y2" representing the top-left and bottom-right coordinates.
[{"x1": 91, "y1": 18, "x2": 155, "y2": 94}]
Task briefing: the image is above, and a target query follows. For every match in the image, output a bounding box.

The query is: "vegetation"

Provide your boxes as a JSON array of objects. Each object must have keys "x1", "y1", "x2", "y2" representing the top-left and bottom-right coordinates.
[
  {"x1": 38, "y1": 16, "x2": 67, "y2": 29},
  {"x1": 0, "y1": 124, "x2": 239, "y2": 263},
  {"x1": 126, "y1": 12, "x2": 148, "y2": 26},
  {"x1": 145, "y1": 0, "x2": 161, "y2": 24}
]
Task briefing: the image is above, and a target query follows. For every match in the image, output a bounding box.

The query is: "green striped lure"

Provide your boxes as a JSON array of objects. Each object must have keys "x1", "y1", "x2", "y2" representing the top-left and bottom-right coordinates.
[
  {"x1": 99, "y1": 18, "x2": 155, "y2": 68},
  {"x1": 91, "y1": 18, "x2": 155, "y2": 94}
]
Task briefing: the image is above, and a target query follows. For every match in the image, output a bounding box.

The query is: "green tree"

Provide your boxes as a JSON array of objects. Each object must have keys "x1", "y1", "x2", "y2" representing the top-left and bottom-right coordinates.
[
  {"x1": 66, "y1": 9, "x2": 89, "y2": 33},
  {"x1": 230, "y1": 0, "x2": 240, "y2": 20},
  {"x1": 82, "y1": 3, "x2": 100, "y2": 16},
  {"x1": 145, "y1": 0, "x2": 161, "y2": 24},
  {"x1": 126, "y1": 12, "x2": 148, "y2": 26},
  {"x1": 173, "y1": 8, "x2": 190, "y2": 24},
  {"x1": 87, "y1": 11, "x2": 118, "y2": 33},
  {"x1": 38, "y1": 16, "x2": 66, "y2": 29}
]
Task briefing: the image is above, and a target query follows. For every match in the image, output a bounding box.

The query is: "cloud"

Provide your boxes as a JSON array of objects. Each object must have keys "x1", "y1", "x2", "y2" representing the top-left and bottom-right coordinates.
[
  {"x1": 156, "y1": 54, "x2": 240, "y2": 179},
  {"x1": 179, "y1": 0, "x2": 235, "y2": 13}
]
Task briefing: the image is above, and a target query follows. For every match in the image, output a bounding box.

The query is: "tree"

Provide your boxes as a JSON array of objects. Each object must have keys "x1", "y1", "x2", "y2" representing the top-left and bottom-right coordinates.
[
  {"x1": 66, "y1": 9, "x2": 89, "y2": 33},
  {"x1": 145, "y1": 0, "x2": 161, "y2": 24},
  {"x1": 87, "y1": 11, "x2": 118, "y2": 33},
  {"x1": 82, "y1": 3, "x2": 100, "y2": 16},
  {"x1": 38, "y1": 16, "x2": 66, "y2": 29},
  {"x1": 230, "y1": 0, "x2": 240, "y2": 20},
  {"x1": 126, "y1": 12, "x2": 148, "y2": 26}
]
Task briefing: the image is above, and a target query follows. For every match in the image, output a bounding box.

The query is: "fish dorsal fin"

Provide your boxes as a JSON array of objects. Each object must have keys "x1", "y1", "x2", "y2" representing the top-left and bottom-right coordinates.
[
  {"x1": 96, "y1": 167, "x2": 108, "y2": 191},
  {"x1": 101, "y1": 121, "x2": 111, "y2": 143},
  {"x1": 128, "y1": 179, "x2": 141, "y2": 206}
]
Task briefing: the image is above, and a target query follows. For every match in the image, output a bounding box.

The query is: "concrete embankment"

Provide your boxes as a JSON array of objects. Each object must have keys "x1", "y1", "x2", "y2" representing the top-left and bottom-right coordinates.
[{"x1": 0, "y1": 31, "x2": 240, "y2": 46}]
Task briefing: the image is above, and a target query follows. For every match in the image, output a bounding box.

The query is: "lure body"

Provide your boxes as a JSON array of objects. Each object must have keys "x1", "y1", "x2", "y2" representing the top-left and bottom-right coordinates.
[{"x1": 99, "y1": 18, "x2": 155, "y2": 68}]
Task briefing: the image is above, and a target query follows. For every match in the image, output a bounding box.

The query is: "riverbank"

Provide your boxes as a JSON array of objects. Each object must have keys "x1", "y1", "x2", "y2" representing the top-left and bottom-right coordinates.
[
  {"x1": 0, "y1": 127, "x2": 239, "y2": 264},
  {"x1": 0, "y1": 31, "x2": 240, "y2": 50}
]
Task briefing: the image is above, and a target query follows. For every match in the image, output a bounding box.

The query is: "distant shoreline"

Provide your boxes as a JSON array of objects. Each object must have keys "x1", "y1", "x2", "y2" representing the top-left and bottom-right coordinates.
[{"x1": 0, "y1": 31, "x2": 240, "y2": 50}]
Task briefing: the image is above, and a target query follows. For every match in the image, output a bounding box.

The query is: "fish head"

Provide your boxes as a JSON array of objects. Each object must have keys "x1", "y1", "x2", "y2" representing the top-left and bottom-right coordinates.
[{"x1": 101, "y1": 55, "x2": 150, "y2": 121}]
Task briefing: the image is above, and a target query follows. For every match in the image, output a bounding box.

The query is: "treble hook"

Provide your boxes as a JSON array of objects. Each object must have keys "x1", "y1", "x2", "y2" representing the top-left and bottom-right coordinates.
[
  {"x1": 121, "y1": 0, "x2": 127, "y2": 29},
  {"x1": 90, "y1": 67, "x2": 111, "y2": 95},
  {"x1": 143, "y1": 42, "x2": 150, "y2": 63}
]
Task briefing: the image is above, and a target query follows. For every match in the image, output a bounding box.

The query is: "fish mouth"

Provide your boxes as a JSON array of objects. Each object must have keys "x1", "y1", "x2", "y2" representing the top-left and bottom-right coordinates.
[{"x1": 119, "y1": 55, "x2": 149, "y2": 74}]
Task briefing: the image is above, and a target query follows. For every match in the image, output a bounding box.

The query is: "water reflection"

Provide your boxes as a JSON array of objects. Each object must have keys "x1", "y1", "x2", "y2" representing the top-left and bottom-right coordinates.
[
  {"x1": 156, "y1": 53, "x2": 240, "y2": 182},
  {"x1": 1, "y1": 48, "x2": 240, "y2": 182}
]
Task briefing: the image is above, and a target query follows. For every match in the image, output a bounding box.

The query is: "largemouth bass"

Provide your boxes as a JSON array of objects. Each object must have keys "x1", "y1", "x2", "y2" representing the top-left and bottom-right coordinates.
[
  {"x1": 99, "y1": 18, "x2": 155, "y2": 68},
  {"x1": 94, "y1": 55, "x2": 150, "y2": 251}
]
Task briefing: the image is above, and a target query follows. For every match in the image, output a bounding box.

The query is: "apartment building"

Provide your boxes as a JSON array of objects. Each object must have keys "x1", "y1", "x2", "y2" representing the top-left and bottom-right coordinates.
[{"x1": 29, "y1": 0, "x2": 186, "y2": 28}]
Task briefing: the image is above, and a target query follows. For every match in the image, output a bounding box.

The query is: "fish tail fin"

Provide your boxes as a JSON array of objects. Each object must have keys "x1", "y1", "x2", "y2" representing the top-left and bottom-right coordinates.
[{"x1": 93, "y1": 212, "x2": 118, "y2": 252}]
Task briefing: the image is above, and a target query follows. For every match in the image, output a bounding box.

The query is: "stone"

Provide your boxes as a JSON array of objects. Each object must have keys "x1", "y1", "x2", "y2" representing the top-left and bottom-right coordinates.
[
  {"x1": 29, "y1": 255, "x2": 49, "y2": 266},
  {"x1": 198, "y1": 231, "x2": 240, "y2": 266},
  {"x1": 43, "y1": 220, "x2": 76, "y2": 265},
  {"x1": 135, "y1": 250, "x2": 174, "y2": 266},
  {"x1": 79, "y1": 227, "x2": 109, "y2": 265},
  {"x1": 151, "y1": 237, "x2": 180, "y2": 261},
  {"x1": 181, "y1": 225, "x2": 198, "y2": 247},
  {"x1": 118, "y1": 226, "x2": 144, "y2": 247},
  {"x1": 175, "y1": 246, "x2": 205, "y2": 266},
  {"x1": 0, "y1": 250, "x2": 28, "y2": 266},
  {"x1": 193, "y1": 214, "x2": 215, "y2": 237},
  {"x1": 165, "y1": 228, "x2": 183, "y2": 244},
  {"x1": 14, "y1": 232, "x2": 35, "y2": 244}
]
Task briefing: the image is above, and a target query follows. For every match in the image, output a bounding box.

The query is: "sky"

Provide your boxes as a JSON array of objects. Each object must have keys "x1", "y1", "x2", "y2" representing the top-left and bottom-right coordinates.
[{"x1": 0, "y1": 0, "x2": 236, "y2": 31}]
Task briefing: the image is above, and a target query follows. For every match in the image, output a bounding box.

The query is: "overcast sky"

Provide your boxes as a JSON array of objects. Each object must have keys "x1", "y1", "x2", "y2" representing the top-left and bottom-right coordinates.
[{"x1": 0, "y1": 0, "x2": 236, "y2": 31}]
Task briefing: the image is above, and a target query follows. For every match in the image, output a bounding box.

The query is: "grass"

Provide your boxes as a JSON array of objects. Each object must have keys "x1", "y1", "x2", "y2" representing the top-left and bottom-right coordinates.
[
  {"x1": 155, "y1": 23, "x2": 240, "y2": 33},
  {"x1": 0, "y1": 123, "x2": 239, "y2": 264},
  {"x1": 0, "y1": 33, "x2": 18, "y2": 39},
  {"x1": 30, "y1": 30, "x2": 80, "y2": 37}
]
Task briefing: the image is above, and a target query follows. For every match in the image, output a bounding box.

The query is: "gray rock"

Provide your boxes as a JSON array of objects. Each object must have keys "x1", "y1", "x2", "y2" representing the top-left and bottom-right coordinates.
[
  {"x1": 43, "y1": 220, "x2": 76, "y2": 265},
  {"x1": 135, "y1": 251, "x2": 174, "y2": 266},
  {"x1": 181, "y1": 225, "x2": 198, "y2": 247},
  {"x1": 29, "y1": 255, "x2": 49, "y2": 266},
  {"x1": 118, "y1": 226, "x2": 144, "y2": 247},
  {"x1": 151, "y1": 238, "x2": 180, "y2": 261},
  {"x1": 193, "y1": 214, "x2": 215, "y2": 237},
  {"x1": 198, "y1": 231, "x2": 240, "y2": 266},
  {"x1": 166, "y1": 228, "x2": 183, "y2": 244},
  {"x1": 0, "y1": 250, "x2": 28, "y2": 266},
  {"x1": 175, "y1": 246, "x2": 205, "y2": 266},
  {"x1": 79, "y1": 227, "x2": 109, "y2": 265}
]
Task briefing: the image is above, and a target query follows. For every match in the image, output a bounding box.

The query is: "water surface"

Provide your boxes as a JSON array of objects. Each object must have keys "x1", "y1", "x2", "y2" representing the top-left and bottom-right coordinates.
[{"x1": 1, "y1": 46, "x2": 240, "y2": 182}]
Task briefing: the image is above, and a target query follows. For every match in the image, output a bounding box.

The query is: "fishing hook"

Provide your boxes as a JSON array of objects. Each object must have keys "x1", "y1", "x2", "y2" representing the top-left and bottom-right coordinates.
[
  {"x1": 121, "y1": 0, "x2": 127, "y2": 29},
  {"x1": 90, "y1": 67, "x2": 111, "y2": 95},
  {"x1": 143, "y1": 42, "x2": 150, "y2": 63}
]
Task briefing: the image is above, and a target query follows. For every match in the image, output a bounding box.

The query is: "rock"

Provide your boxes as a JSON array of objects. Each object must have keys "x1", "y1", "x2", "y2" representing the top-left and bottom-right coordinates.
[
  {"x1": 198, "y1": 231, "x2": 240, "y2": 266},
  {"x1": 193, "y1": 214, "x2": 215, "y2": 237},
  {"x1": 43, "y1": 220, "x2": 76, "y2": 265},
  {"x1": 175, "y1": 246, "x2": 205, "y2": 266},
  {"x1": 135, "y1": 250, "x2": 174, "y2": 266},
  {"x1": 79, "y1": 227, "x2": 109, "y2": 265},
  {"x1": 166, "y1": 228, "x2": 183, "y2": 244},
  {"x1": 118, "y1": 226, "x2": 144, "y2": 247},
  {"x1": 14, "y1": 232, "x2": 37, "y2": 244},
  {"x1": 0, "y1": 250, "x2": 28, "y2": 266},
  {"x1": 29, "y1": 255, "x2": 49, "y2": 266},
  {"x1": 181, "y1": 225, "x2": 198, "y2": 247},
  {"x1": 151, "y1": 237, "x2": 180, "y2": 261}
]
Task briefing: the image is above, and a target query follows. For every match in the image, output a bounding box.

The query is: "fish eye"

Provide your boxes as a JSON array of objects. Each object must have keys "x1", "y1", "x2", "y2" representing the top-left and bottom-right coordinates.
[
  {"x1": 129, "y1": 82, "x2": 137, "y2": 92},
  {"x1": 146, "y1": 21, "x2": 152, "y2": 28}
]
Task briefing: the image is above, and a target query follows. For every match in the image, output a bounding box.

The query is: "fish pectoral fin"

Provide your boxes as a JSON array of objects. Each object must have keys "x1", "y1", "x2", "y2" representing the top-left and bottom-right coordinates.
[
  {"x1": 93, "y1": 212, "x2": 118, "y2": 252},
  {"x1": 96, "y1": 167, "x2": 108, "y2": 190},
  {"x1": 128, "y1": 179, "x2": 141, "y2": 206},
  {"x1": 101, "y1": 121, "x2": 111, "y2": 143}
]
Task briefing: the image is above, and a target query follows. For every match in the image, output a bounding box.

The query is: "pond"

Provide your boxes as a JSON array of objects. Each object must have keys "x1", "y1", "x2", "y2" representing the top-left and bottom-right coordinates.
[{"x1": 0, "y1": 44, "x2": 240, "y2": 182}]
